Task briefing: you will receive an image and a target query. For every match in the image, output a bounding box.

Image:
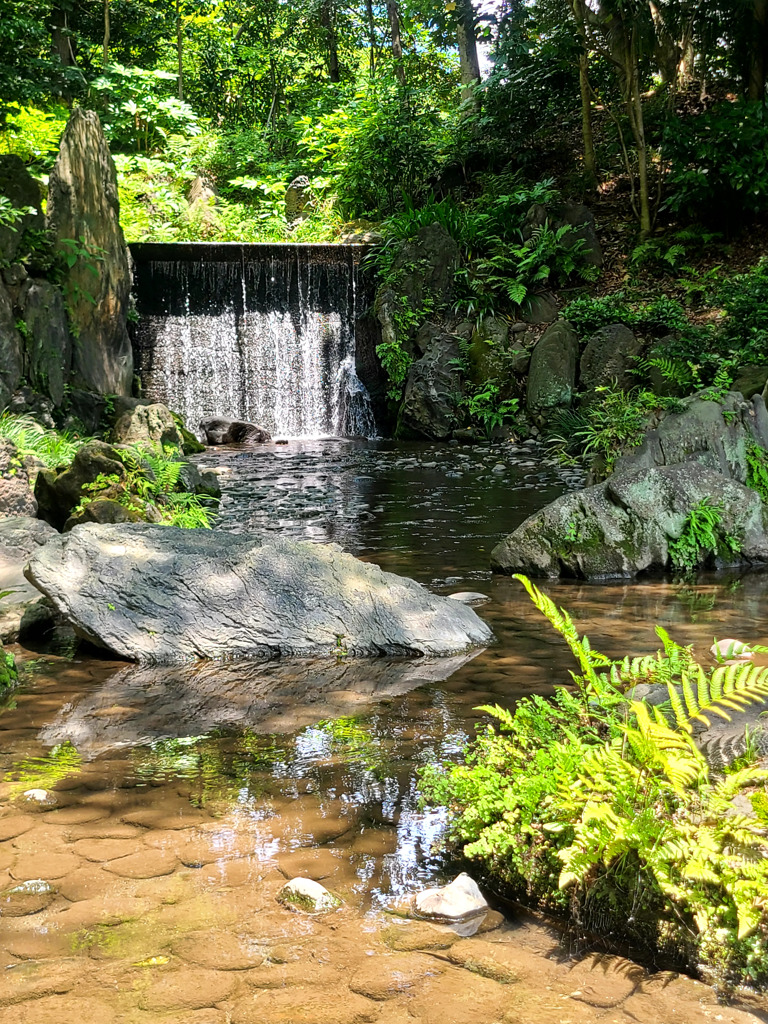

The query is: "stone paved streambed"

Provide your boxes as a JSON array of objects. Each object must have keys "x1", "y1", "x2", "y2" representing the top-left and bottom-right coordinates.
[{"x1": 2, "y1": 439, "x2": 768, "y2": 1022}]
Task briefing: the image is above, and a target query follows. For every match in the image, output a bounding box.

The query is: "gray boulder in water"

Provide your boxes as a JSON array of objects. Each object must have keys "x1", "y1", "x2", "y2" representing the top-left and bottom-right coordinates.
[
  {"x1": 25, "y1": 523, "x2": 492, "y2": 662},
  {"x1": 200, "y1": 417, "x2": 272, "y2": 445}
]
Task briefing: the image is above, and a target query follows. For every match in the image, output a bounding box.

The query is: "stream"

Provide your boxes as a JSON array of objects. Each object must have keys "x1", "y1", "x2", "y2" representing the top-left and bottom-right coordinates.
[{"x1": 2, "y1": 439, "x2": 768, "y2": 1023}]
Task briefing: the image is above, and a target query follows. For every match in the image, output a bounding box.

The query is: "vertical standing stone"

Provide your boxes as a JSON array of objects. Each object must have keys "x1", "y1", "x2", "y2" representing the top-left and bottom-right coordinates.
[{"x1": 47, "y1": 109, "x2": 133, "y2": 396}]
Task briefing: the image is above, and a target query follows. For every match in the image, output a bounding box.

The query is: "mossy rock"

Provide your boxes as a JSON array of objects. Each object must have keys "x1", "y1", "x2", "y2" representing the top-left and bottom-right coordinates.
[
  {"x1": 277, "y1": 877, "x2": 341, "y2": 914},
  {"x1": 0, "y1": 646, "x2": 17, "y2": 689}
]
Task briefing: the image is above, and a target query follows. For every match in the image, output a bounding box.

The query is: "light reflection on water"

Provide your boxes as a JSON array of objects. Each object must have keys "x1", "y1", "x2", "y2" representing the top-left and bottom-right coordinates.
[{"x1": 5, "y1": 439, "x2": 768, "y2": 909}]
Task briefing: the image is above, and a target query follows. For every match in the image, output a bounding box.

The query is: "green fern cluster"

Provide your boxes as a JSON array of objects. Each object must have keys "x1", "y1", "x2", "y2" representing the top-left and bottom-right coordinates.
[
  {"x1": 71, "y1": 443, "x2": 217, "y2": 529},
  {"x1": 420, "y1": 575, "x2": 768, "y2": 984},
  {"x1": 668, "y1": 498, "x2": 741, "y2": 571}
]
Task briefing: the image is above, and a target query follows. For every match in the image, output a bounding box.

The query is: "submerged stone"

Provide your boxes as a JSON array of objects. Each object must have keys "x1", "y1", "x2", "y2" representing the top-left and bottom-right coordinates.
[
  {"x1": 0, "y1": 878, "x2": 56, "y2": 916},
  {"x1": 413, "y1": 872, "x2": 488, "y2": 923},
  {"x1": 448, "y1": 592, "x2": 490, "y2": 606},
  {"x1": 277, "y1": 877, "x2": 341, "y2": 914}
]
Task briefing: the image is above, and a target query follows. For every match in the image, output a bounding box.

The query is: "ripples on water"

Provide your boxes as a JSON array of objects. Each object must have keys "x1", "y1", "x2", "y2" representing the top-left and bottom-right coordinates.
[{"x1": 4, "y1": 439, "x2": 768, "y2": 1018}]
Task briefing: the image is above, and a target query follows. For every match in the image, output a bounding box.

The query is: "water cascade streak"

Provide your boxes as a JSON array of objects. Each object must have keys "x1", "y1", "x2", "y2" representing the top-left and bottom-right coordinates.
[{"x1": 130, "y1": 242, "x2": 377, "y2": 439}]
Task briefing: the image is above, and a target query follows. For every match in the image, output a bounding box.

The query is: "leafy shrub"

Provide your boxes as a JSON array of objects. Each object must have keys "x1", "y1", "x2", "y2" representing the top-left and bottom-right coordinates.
[
  {"x1": 116, "y1": 444, "x2": 217, "y2": 528},
  {"x1": 665, "y1": 102, "x2": 768, "y2": 225},
  {"x1": 299, "y1": 85, "x2": 446, "y2": 218},
  {"x1": 90, "y1": 65, "x2": 202, "y2": 152},
  {"x1": 421, "y1": 576, "x2": 768, "y2": 985},
  {"x1": 561, "y1": 292, "x2": 689, "y2": 337},
  {"x1": 716, "y1": 258, "x2": 768, "y2": 366},
  {"x1": 747, "y1": 443, "x2": 768, "y2": 505},
  {"x1": 0, "y1": 413, "x2": 87, "y2": 468},
  {"x1": 0, "y1": 643, "x2": 16, "y2": 689},
  {"x1": 546, "y1": 386, "x2": 684, "y2": 471},
  {"x1": 460, "y1": 381, "x2": 519, "y2": 440},
  {"x1": 0, "y1": 103, "x2": 68, "y2": 166}
]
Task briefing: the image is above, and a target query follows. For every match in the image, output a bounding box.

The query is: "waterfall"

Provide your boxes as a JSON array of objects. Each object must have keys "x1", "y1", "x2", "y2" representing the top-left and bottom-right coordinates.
[{"x1": 130, "y1": 243, "x2": 378, "y2": 440}]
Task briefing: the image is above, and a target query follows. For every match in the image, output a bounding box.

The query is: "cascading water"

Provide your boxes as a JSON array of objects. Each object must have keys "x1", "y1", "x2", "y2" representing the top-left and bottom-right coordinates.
[{"x1": 130, "y1": 242, "x2": 378, "y2": 439}]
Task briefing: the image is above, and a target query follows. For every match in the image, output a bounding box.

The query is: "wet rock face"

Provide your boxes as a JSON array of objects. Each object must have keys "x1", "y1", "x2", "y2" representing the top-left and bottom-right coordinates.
[
  {"x1": 397, "y1": 331, "x2": 461, "y2": 441},
  {"x1": 200, "y1": 417, "x2": 272, "y2": 445},
  {"x1": 491, "y1": 400, "x2": 768, "y2": 580},
  {"x1": 526, "y1": 321, "x2": 579, "y2": 416},
  {"x1": 47, "y1": 108, "x2": 133, "y2": 396},
  {"x1": 25, "y1": 522, "x2": 493, "y2": 662}
]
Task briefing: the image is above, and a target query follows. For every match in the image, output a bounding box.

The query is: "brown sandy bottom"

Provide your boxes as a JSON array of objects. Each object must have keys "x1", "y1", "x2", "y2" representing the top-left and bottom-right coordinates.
[{"x1": 1, "y1": 771, "x2": 767, "y2": 1024}]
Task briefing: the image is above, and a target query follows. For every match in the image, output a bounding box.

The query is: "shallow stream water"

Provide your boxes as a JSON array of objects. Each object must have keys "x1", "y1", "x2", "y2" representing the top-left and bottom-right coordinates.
[{"x1": 2, "y1": 439, "x2": 768, "y2": 1023}]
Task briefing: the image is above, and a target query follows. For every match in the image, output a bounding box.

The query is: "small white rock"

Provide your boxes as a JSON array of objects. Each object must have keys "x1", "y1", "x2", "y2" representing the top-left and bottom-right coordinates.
[
  {"x1": 710, "y1": 639, "x2": 756, "y2": 663},
  {"x1": 277, "y1": 877, "x2": 340, "y2": 914},
  {"x1": 413, "y1": 872, "x2": 488, "y2": 922},
  {"x1": 22, "y1": 789, "x2": 57, "y2": 808},
  {"x1": 448, "y1": 592, "x2": 491, "y2": 606}
]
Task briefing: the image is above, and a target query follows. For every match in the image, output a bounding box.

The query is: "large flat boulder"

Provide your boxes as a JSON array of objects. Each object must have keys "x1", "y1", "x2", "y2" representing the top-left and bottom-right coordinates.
[{"x1": 25, "y1": 524, "x2": 492, "y2": 662}]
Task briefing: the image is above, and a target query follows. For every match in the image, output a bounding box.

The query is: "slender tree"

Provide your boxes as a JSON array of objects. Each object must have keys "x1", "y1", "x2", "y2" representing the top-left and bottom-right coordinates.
[{"x1": 387, "y1": 0, "x2": 406, "y2": 85}]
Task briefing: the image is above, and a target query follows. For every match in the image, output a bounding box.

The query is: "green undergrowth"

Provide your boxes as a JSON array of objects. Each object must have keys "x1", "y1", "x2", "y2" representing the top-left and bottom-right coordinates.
[
  {"x1": 0, "y1": 412, "x2": 88, "y2": 468},
  {"x1": 74, "y1": 443, "x2": 217, "y2": 529},
  {"x1": 420, "y1": 575, "x2": 768, "y2": 990}
]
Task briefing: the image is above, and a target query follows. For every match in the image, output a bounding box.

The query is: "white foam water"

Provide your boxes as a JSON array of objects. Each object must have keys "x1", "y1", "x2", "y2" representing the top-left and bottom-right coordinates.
[{"x1": 133, "y1": 246, "x2": 377, "y2": 440}]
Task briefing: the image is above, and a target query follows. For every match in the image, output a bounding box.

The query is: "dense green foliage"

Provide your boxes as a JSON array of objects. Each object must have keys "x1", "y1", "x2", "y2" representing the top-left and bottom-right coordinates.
[
  {"x1": 0, "y1": 413, "x2": 87, "y2": 467},
  {"x1": 421, "y1": 576, "x2": 768, "y2": 986},
  {"x1": 3, "y1": 0, "x2": 768, "y2": 244}
]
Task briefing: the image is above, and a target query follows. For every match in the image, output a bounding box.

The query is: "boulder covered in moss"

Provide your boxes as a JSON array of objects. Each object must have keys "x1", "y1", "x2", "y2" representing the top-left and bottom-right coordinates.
[
  {"x1": 526, "y1": 321, "x2": 579, "y2": 416},
  {"x1": 113, "y1": 402, "x2": 184, "y2": 449},
  {"x1": 492, "y1": 463, "x2": 768, "y2": 579},
  {"x1": 35, "y1": 440, "x2": 127, "y2": 530}
]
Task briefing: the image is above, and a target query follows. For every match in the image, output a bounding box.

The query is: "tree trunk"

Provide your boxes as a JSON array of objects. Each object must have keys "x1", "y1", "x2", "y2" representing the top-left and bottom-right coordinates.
[
  {"x1": 320, "y1": 2, "x2": 341, "y2": 83},
  {"x1": 103, "y1": 0, "x2": 110, "y2": 66},
  {"x1": 366, "y1": 0, "x2": 376, "y2": 77},
  {"x1": 51, "y1": 4, "x2": 76, "y2": 67},
  {"x1": 578, "y1": 53, "x2": 597, "y2": 183},
  {"x1": 626, "y1": 32, "x2": 652, "y2": 237},
  {"x1": 748, "y1": 0, "x2": 768, "y2": 101},
  {"x1": 570, "y1": 1, "x2": 596, "y2": 184},
  {"x1": 456, "y1": 0, "x2": 481, "y2": 110},
  {"x1": 176, "y1": 0, "x2": 184, "y2": 100},
  {"x1": 387, "y1": 1, "x2": 406, "y2": 87}
]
